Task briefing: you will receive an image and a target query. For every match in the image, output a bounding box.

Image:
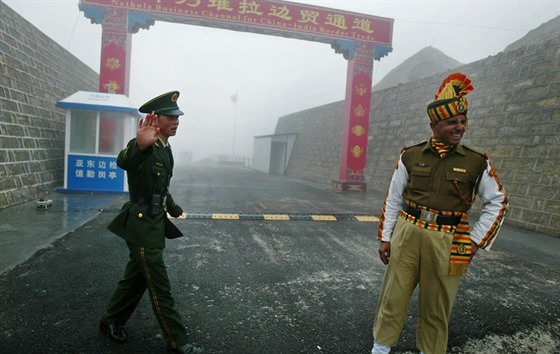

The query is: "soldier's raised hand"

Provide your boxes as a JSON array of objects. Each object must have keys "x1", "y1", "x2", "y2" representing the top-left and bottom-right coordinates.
[{"x1": 137, "y1": 112, "x2": 160, "y2": 152}]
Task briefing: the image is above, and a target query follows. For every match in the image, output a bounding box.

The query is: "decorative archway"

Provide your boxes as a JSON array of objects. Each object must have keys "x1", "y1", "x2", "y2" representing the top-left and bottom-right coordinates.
[{"x1": 79, "y1": 0, "x2": 393, "y2": 191}]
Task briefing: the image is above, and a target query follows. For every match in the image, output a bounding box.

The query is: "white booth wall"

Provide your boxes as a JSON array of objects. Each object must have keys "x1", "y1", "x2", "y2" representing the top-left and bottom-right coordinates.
[{"x1": 252, "y1": 133, "x2": 297, "y2": 175}]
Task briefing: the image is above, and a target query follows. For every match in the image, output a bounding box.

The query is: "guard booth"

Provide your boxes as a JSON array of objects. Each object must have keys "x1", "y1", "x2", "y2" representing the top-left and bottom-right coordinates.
[
  {"x1": 56, "y1": 91, "x2": 140, "y2": 193},
  {"x1": 252, "y1": 133, "x2": 297, "y2": 175}
]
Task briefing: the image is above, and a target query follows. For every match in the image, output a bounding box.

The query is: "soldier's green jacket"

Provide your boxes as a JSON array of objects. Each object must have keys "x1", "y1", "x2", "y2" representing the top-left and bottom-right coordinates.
[
  {"x1": 401, "y1": 142, "x2": 487, "y2": 212},
  {"x1": 108, "y1": 138, "x2": 182, "y2": 249}
]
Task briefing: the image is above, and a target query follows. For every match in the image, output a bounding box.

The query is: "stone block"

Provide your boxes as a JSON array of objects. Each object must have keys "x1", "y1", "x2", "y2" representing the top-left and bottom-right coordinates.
[
  {"x1": 521, "y1": 209, "x2": 551, "y2": 226},
  {"x1": 536, "y1": 97, "x2": 560, "y2": 108},
  {"x1": 501, "y1": 158, "x2": 536, "y2": 171},
  {"x1": 550, "y1": 215, "x2": 560, "y2": 236},
  {"x1": 513, "y1": 170, "x2": 543, "y2": 184}
]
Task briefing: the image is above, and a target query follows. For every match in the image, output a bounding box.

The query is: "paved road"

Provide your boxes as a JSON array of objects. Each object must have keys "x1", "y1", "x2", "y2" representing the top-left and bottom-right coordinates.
[{"x1": 0, "y1": 163, "x2": 558, "y2": 353}]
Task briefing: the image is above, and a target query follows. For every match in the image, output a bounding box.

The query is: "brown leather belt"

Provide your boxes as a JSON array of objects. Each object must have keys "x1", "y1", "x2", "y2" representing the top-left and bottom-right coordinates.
[{"x1": 404, "y1": 205, "x2": 461, "y2": 226}]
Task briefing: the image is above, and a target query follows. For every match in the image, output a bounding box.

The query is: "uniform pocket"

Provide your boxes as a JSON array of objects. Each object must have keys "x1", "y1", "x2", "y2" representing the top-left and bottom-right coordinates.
[
  {"x1": 446, "y1": 170, "x2": 476, "y2": 201},
  {"x1": 446, "y1": 170, "x2": 475, "y2": 189},
  {"x1": 411, "y1": 165, "x2": 432, "y2": 177},
  {"x1": 446, "y1": 170, "x2": 470, "y2": 183},
  {"x1": 409, "y1": 165, "x2": 433, "y2": 194},
  {"x1": 150, "y1": 164, "x2": 167, "y2": 178}
]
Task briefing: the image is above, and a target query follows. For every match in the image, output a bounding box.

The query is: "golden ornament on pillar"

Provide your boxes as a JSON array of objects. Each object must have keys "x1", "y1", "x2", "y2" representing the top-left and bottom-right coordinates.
[
  {"x1": 104, "y1": 80, "x2": 120, "y2": 94},
  {"x1": 105, "y1": 57, "x2": 121, "y2": 70},
  {"x1": 352, "y1": 145, "x2": 363, "y2": 158},
  {"x1": 355, "y1": 84, "x2": 368, "y2": 96},
  {"x1": 352, "y1": 124, "x2": 365, "y2": 136},
  {"x1": 354, "y1": 104, "x2": 365, "y2": 117}
]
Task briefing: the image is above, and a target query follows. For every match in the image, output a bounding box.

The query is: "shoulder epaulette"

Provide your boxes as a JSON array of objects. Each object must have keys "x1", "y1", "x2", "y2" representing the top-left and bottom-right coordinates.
[
  {"x1": 462, "y1": 144, "x2": 488, "y2": 158},
  {"x1": 401, "y1": 141, "x2": 426, "y2": 153}
]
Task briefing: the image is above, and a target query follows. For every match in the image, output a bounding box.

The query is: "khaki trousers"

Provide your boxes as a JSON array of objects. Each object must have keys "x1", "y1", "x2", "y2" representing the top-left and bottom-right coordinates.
[{"x1": 373, "y1": 217, "x2": 463, "y2": 354}]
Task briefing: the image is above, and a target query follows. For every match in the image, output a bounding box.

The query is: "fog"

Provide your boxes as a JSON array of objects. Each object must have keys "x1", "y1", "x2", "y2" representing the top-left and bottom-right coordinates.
[{"x1": 5, "y1": 0, "x2": 559, "y2": 162}]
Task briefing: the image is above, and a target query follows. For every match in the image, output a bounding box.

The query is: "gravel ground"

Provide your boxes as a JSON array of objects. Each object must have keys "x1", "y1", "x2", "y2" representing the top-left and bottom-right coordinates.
[{"x1": 1, "y1": 210, "x2": 558, "y2": 353}]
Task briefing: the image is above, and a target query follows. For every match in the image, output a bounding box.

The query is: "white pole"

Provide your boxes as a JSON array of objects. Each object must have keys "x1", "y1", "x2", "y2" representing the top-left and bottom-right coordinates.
[{"x1": 232, "y1": 92, "x2": 238, "y2": 162}]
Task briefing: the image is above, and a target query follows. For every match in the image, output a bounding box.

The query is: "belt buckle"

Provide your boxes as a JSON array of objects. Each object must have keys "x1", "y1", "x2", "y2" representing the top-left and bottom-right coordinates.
[{"x1": 419, "y1": 209, "x2": 434, "y2": 223}]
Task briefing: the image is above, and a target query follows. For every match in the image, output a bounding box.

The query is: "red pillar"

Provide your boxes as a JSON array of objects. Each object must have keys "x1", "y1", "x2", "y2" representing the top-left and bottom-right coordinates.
[
  {"x1": 332, "y1": 42, "x2": 374, "y2": 192},
  {"x1": 99, "y1": 9, "x2": 131, "y2": 95}
]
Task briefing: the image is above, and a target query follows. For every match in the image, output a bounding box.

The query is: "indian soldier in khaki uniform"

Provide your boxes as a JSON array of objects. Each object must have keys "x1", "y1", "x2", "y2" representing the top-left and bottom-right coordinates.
[
  {"x1": 99, "y1": 91, "x2": 202, "y2": 354},
  {"x1": 371, "y1": 73, "x2": 508, "y2": 354}
]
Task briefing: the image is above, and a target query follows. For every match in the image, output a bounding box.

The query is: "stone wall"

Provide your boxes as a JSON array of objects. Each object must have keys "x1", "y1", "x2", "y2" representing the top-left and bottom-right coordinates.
[
  {"x1": 276, "y1": 102, "x2": 344, "y2": 185},
  {"x1": 276, "y1": 37, "x2": 560, "y2": 237},
  {"x1": 0, "y1": 2, "x2": 98, "y2": 209}
]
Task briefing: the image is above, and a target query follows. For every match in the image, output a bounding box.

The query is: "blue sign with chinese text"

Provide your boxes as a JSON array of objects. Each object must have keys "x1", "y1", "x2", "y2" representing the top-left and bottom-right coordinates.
[{"x1": 67, "y1": 154, "x2": 124, "y2": 192}]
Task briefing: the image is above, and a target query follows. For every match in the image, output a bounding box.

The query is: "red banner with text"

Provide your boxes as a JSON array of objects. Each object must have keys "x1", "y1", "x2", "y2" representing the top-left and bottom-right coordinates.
[{"x1": 80, "y1": 0, "x2": 392, "y2": 45}]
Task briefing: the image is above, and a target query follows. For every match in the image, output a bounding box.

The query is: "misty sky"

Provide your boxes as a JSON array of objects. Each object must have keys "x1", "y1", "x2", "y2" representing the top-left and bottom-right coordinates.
[{"x1": 4, "y1": 0, "x2": 559, "y2": 161}]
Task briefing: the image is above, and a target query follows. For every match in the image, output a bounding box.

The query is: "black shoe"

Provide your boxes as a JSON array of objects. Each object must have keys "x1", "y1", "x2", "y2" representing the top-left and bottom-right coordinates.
[
  {"x1": 99, "y1": 321, "x2": 127, "y2": 343},
  {"x1": 174, "y1": 343, "x2": 202, "y2": 354}
]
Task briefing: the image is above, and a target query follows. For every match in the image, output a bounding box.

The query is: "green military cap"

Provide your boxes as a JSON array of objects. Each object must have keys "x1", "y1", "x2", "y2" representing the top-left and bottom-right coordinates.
[{"x1": 139, "y1": 91, "x2": 184, "y2": 116}]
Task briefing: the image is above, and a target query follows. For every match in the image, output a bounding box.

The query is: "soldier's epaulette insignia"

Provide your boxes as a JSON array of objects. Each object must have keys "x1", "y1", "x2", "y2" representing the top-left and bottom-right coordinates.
[
  {"x1": 462, "y1": 144, "x2": 487, "y2": 158},
  {"x1": 401, "y1": 141, "x2": 426, "y2": 153}
]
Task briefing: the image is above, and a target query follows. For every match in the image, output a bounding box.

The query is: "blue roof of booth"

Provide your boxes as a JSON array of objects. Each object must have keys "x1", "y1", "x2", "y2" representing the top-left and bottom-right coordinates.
[{"x1": 57, "y1": 91, "x2": 140, "y2": 115}]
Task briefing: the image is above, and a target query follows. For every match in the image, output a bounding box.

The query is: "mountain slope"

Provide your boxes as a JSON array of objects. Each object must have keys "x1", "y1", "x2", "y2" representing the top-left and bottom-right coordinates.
[
  {"x1": 372, "y1": 46, "x2": 461, "y2": 92},
  {"x1": 504, "y1": 15, "x2": 559, "y2": 52},
  {"x1": 372, "y1": 15, "x2": 559, "y2": 92}
]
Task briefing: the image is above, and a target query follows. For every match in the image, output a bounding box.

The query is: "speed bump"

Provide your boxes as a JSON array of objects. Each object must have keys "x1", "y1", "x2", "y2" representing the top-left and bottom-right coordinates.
[
  {"x1": 263, "y1": 214, "x2": 290, "y2": 221},
  {"x1": 170, "y1": 212, "x2": 379, "y2": 222},
  {"x1": 354, "y1": 215, "x2": 380, "y2": 222},
  {"x1": 168, "y1": 212, "x2": 187, "y2": 219},
  {"x1": 212, "y1": 213, "x2": 240, "y2": 220},
  {"x1": 311, "y1": 215, "x2": 337, "y2": 221}
]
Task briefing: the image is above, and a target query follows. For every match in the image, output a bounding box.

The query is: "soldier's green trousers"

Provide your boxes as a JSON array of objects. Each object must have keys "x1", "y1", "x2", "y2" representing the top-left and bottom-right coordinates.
[{"x1": 101, "y1": 242, "x2": 189, "y2": 349}]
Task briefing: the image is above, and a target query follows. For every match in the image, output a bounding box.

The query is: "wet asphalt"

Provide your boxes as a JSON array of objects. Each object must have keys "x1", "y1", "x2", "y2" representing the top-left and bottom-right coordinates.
[{"x1": 0, "y1": 163, "x2": 559, "y2": 354}]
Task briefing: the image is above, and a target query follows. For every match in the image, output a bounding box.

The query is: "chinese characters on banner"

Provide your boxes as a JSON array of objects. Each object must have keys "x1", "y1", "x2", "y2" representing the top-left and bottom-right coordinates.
[{"x1": 81, "y1": 0, "x2": 392, "y2": 44}]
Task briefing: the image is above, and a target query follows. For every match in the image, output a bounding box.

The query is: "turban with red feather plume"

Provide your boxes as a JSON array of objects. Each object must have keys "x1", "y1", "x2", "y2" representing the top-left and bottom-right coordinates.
[{"x1": 427, "y1": 73, "x2": 473, "y2": 123}]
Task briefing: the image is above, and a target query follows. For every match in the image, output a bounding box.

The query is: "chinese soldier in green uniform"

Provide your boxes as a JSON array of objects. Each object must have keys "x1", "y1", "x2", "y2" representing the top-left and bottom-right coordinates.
[{"x1": 99, "y1": 91, "x2": 202, "y2": 354}]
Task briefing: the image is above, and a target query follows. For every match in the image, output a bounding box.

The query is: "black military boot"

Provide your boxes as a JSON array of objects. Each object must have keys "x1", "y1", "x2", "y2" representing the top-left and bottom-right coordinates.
[
  {"x1": 174, "y1": 343, "x2": 202, "y2": 354},
  {"x1": 99, "y1": 322, "x2": 127, "y2": 343}
]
